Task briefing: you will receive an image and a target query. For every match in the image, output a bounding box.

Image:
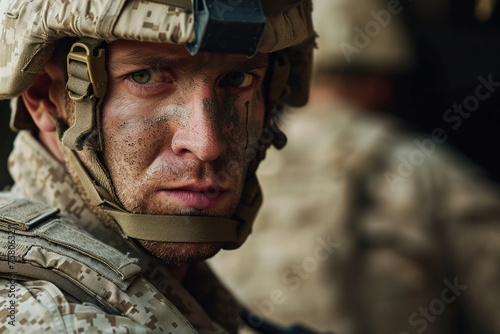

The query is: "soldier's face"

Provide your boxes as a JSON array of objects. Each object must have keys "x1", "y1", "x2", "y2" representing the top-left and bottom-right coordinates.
[{"x1": 101, "y1": 40, "x2": 267, "y2": 262}]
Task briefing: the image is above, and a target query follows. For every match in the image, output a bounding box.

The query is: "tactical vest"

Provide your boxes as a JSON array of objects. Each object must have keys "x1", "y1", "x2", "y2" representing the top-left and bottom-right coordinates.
[{"x1": 0, "y1": 192, "x2": 200, "y2": 333}]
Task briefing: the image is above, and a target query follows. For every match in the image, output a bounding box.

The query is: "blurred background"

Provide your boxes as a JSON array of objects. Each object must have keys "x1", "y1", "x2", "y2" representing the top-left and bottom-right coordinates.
[
  {"x1": 2, "y1": 1, "x2": 500, "y2": 333},
  {"x1": 208, "y1": 1, "x2": 500, "y2": 334}
]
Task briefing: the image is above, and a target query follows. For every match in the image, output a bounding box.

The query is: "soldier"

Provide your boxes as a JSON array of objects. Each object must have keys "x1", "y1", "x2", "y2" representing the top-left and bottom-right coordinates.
[{"x1": 0, "y1": 0, "x2": 315, "y2": 332}]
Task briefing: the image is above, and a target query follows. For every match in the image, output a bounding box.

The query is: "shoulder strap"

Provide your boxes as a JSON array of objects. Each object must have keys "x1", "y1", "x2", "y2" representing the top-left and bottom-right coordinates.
[
  {"x1": 0, "y1": 194, "x2": 59, "y2": 230},
  {"x1": 0, "y1": 192, "x2": 141, "y2": 310},
  {"x1": 0, "y1": 192, "x2": 141, "y2": 282},
  {"x1": 0, "y1": 192, "x2": 200, "y2": 333}
]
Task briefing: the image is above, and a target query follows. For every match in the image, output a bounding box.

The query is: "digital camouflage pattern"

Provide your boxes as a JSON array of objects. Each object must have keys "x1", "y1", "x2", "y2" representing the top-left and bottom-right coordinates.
[
  {"x1": 0, "y1": 0, "x2": 314, "y2": 100},
  {"x1": 0, "y1": 131, "x2": 242, "y2": 333},
  {"x1": 0, "y1": 0, "x2": 193, "y2": 99},
  {"x1": 0, "y1": 280, "x2": 152, "y2": 333}
]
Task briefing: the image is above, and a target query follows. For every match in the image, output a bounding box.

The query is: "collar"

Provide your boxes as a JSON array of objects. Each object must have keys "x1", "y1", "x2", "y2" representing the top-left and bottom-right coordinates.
[{"x1": 8, "y1": 131, "x2": 108, "y2": 238}]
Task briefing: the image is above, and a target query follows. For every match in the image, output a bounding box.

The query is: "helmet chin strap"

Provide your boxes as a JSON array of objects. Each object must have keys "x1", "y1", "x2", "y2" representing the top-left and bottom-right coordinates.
[
  {"x1": 59, "y1": 39, "x2": 263, "y2": 250},
  {"x1": 57, "y1": 131, "x2": 263, "y2": 250}
]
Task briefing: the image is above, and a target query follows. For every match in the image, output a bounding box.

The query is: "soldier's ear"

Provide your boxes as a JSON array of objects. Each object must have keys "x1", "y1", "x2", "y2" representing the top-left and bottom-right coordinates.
[
  {"x1": 22, "y1": 71, "x2": 57, "y2": 132},
  {"x1": 22, "y1": 58, "x2": 67, "y2": 133}
]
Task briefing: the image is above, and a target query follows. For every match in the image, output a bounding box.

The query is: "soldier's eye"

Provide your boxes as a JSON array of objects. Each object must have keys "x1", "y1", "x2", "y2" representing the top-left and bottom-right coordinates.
[
  {"x1": 130, "y1": 69, "x2": 152, "y2": 84},
  {"x1": 221, "y1": 72, "x2": 253, "y2": 88}
]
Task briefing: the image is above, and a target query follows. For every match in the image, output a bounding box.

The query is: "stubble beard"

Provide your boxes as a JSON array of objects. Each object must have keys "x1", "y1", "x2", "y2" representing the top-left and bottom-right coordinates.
[
  {"x1": 136, "y1": 240, "x2": 223, "y2": 265},
  {"x1": 116, "y1": 177, "x2": 244, "y2": 265}
]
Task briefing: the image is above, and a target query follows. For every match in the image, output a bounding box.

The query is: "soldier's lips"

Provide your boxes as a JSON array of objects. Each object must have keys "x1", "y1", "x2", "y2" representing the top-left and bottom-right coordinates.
[{"x1": 159, "y1": 186, "x2": 229, "y2": 208}]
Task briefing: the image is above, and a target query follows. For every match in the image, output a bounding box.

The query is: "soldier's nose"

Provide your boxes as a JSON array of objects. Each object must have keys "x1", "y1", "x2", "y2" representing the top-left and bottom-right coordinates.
[{"x1": 171, "y1": 86, "x2": 225, "y2": 161}]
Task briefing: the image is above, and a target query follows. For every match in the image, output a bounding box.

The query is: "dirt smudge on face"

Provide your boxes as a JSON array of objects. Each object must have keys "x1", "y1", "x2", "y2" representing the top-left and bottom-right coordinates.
[
  {"x1": 244, "y1": 101, "x2": 249, "y2": 151},
  {"x1": 101, "y1": 42, "x2": 267, "y2": 219}
]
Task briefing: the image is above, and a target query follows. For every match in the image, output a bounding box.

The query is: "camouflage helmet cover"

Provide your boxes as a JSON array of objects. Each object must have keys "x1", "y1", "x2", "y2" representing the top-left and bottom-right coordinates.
[{"x1": 0, "y1": 0, "x2": 315, "y2": 105}]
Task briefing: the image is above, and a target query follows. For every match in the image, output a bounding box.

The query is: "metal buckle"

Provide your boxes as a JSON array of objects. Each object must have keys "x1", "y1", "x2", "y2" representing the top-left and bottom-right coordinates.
[
  {"x1": 186, "y1": 0, "x2": 266, "y2": 57},
  {"x1": 67, "y1": 41, "x2": 107, "y2": 101}
]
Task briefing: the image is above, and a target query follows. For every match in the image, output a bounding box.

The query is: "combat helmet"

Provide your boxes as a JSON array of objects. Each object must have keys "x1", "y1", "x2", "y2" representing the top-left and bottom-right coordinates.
[{"x1": 0, "y1": 0, "x2": 315, "y2": 251}]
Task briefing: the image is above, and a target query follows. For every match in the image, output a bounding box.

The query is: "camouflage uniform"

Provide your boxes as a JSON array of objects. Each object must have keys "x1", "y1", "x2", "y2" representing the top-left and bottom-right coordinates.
[
  {"x1": 0, "y1": 131, "x2": 241, "y2": 333},
  {"x1": 210, "y1": 104, "x2": 500, "y2": 334}
]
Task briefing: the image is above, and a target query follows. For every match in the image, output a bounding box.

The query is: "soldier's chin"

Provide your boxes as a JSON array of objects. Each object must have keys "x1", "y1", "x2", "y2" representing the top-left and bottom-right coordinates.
[{"x1": 137, "y1": 239, "x2": 223, "y2": 265}]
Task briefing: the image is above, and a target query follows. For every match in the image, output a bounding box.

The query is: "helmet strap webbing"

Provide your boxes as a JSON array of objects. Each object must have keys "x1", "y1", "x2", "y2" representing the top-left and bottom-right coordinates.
[
  {"x1": 61, "y1": 93, "x2": 102, "y2": 151},
  {"x1": 63, "y1": 38, "x2": 107, "y2": 151},
  {"x1": 59, "y1": 139, "x2": 262, "y2": 248}
]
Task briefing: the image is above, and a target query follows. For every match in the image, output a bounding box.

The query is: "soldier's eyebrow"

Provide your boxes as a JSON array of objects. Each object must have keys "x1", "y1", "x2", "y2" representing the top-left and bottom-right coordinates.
[
  {"x1": 109, "y1": 50, "x2": 269, "y2": 73},
  {"x1": 109, "y1": 50, "x2": 189, "y2": 72}
]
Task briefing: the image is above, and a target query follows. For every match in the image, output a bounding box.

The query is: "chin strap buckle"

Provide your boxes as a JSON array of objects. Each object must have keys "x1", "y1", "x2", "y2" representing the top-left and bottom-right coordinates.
[
  {"x1": 186, "y1": 0, "x2": 266, "y2": 57},
  {"x1": 63, "y1": 39, "x2": 107, "y2": 151},
  {"x1": 66, "y1": 40, "x2": 107, "y2": 101}
]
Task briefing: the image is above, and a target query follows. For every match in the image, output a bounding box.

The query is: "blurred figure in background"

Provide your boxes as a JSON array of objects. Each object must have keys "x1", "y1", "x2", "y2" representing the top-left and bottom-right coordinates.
[{"x1": 210, "y1": 1, "x2": 500, "y2": 333}]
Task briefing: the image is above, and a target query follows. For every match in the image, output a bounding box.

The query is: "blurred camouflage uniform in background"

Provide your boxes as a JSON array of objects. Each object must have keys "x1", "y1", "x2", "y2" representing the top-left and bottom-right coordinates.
[{"x1": 210, "y1": 0, "x2": 500, "y2": 333}]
